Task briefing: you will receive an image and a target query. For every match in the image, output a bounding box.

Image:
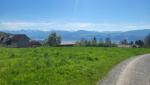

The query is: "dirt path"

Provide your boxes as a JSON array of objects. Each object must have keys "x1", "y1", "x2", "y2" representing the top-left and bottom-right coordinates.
[{"x1": 97, "y1": 54, "x2": 150, "y2": 85}]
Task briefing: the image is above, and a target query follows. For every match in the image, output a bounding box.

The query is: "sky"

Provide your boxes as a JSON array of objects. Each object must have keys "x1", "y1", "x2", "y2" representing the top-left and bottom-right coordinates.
[{"x1": 0, "y1": 0, "x2": 150, "y2": 31}]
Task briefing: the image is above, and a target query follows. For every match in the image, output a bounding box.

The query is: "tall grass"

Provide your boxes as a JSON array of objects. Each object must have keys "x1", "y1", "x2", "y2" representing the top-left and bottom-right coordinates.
[{"x1": 0, "y1": 47, "x2": 150, "y2": 85}]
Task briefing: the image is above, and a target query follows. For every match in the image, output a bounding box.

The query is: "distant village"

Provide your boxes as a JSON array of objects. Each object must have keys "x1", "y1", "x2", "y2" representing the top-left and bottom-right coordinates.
[{"x1": 0, "y1": 31, "x2": 150, "y2": 48}]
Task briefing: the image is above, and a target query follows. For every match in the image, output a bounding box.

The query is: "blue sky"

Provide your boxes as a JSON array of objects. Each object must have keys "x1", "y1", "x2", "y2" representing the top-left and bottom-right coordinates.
[{"x1": 0, "y1": 0, "x2": 150, "y2": 31}]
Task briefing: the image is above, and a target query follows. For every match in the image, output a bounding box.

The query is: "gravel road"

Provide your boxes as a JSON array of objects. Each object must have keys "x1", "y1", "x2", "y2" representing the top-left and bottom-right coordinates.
[{"x1": 97, "y1": 54, "x2": 150, "y2": 85}]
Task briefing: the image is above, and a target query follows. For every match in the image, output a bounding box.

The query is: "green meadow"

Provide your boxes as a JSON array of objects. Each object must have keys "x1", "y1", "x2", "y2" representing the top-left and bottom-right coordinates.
[{"x1": 0, "y1": 47, "x2": 150, "y2": 85}]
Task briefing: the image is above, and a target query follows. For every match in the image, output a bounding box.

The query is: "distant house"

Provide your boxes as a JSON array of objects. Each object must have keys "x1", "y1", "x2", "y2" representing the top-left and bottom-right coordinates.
[
  {"x1": 60, "y1": 42, "x2": 75, "y2": 47},
  {"x1": 0, "y1": 32, "x2": 31, "y2": 48},
  {"x1": 118, "y1": 44, "x2": 132, "y2": 48},
  {"x1": 29, "y1": 40, "x2": 42, "y2": 47},
  {"x1": 9, "y1": 34, "x2": 30, "y2": 48},
  {"x1": 60, "y1": 43, "x2": 75, "y2": 47}
]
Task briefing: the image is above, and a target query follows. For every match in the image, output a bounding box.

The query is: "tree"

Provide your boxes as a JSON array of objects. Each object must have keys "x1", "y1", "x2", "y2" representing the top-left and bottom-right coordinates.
[
  {"x1": 80, "y1": 39, "x2": 87, "y2": 46},
  {"x1": 91, "y1": 36, "x2": 97, "y2": 46},
  {"x1": 105, "y1": 37, "x2": 111, "y2": 47},
  {"x1": 0, "y1": 32, "x2": 10, "y2": 45},
  {"x1": 120, "y1": 39, "x2": 128, "y2": 45},
  {"x1": 135, "y1": 40, "x2": 144, "y2": 47},
  {"x1": 99, "y1": 38, "x2": 104, "y2": 44},
  {"x1": 129, "y1": 41, "x2": 134, "y2": 45},
  {"x1": 45, "y1": 32, "x2": 61, "y2": 46},
  {"x1": 144, "y1": 34, "x2": 150, "y2": 47},
  {"x1": 5, "y1": 38, "x2": 11, "y2": 46}
]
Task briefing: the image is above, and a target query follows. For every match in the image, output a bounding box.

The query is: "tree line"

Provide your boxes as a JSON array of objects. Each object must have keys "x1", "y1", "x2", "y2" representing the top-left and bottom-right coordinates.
[
  {"x1": 75, "y1": 37, "x2": 117, "y2": 47},
  {"x1": 120, "y1": 34, "x2": 150, "y2": 48},
  {"x1": 44, "y1": 32, "x2": 150, "y2": 48},
  {"x1": 44, "y1": 32, "x2": 116, "y2": 47}
]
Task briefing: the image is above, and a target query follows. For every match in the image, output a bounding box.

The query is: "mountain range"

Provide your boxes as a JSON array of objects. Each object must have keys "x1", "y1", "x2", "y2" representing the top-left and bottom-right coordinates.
[{"x1": 1, "y1": 29, "x2": 150, "y2": 43}]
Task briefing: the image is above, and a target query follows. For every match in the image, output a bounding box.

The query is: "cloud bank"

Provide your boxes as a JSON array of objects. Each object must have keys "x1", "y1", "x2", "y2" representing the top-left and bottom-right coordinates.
[{"x1": 0, "y1": 21, "x2": 150, "y2": 31}]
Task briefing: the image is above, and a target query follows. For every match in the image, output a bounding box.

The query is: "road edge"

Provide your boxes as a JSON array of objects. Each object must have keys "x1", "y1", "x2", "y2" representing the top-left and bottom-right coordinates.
[{"x1": 97, "y1": 54, "x2": 150, "y2": 85}]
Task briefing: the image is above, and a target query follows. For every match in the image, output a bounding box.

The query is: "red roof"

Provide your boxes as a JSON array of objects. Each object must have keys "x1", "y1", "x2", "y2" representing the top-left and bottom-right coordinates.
[{"x1": 10, "y1": 34, "x2": 30, "y2": 42}]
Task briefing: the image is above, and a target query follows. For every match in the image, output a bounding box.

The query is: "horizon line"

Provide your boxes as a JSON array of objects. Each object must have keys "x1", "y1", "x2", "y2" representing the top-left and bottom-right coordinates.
[{"x1": 0, "y1": 29, "x2": 150, "y2": 33}]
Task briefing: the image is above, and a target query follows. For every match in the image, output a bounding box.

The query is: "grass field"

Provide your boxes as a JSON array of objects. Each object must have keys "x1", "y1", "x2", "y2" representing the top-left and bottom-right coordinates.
[{"x1": 0, "y1": 47, "x2": 150, "y2": 85}]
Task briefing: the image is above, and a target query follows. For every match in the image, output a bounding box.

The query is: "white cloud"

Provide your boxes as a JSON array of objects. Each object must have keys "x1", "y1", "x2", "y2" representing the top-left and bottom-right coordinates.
[{"x1": 0, "y1": 21, "x2": 150, "y2": 31}]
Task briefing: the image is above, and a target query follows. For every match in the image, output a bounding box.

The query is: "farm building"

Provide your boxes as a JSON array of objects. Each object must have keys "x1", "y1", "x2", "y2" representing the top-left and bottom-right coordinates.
[
  {"x1": 60, "y1": 42, "x2": 75, "y2": 47},
  {"x1": 29, "y1": 40, "x2": 42, "y2": 47},
  {"x1": 9, "y1": 34, "x2": 30, "y2": 48}
]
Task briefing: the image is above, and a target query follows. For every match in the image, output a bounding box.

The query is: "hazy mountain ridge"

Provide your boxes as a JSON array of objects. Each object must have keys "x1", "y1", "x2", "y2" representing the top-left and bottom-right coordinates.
[{"x1": 1, "y1": 29, "x2": 150, "y2": 42}]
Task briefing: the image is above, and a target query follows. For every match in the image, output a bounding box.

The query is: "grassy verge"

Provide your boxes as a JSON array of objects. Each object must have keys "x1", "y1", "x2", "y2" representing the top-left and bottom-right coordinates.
[{"x1": 0, "y1": 47, "x2": 150, "y2": 85}]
